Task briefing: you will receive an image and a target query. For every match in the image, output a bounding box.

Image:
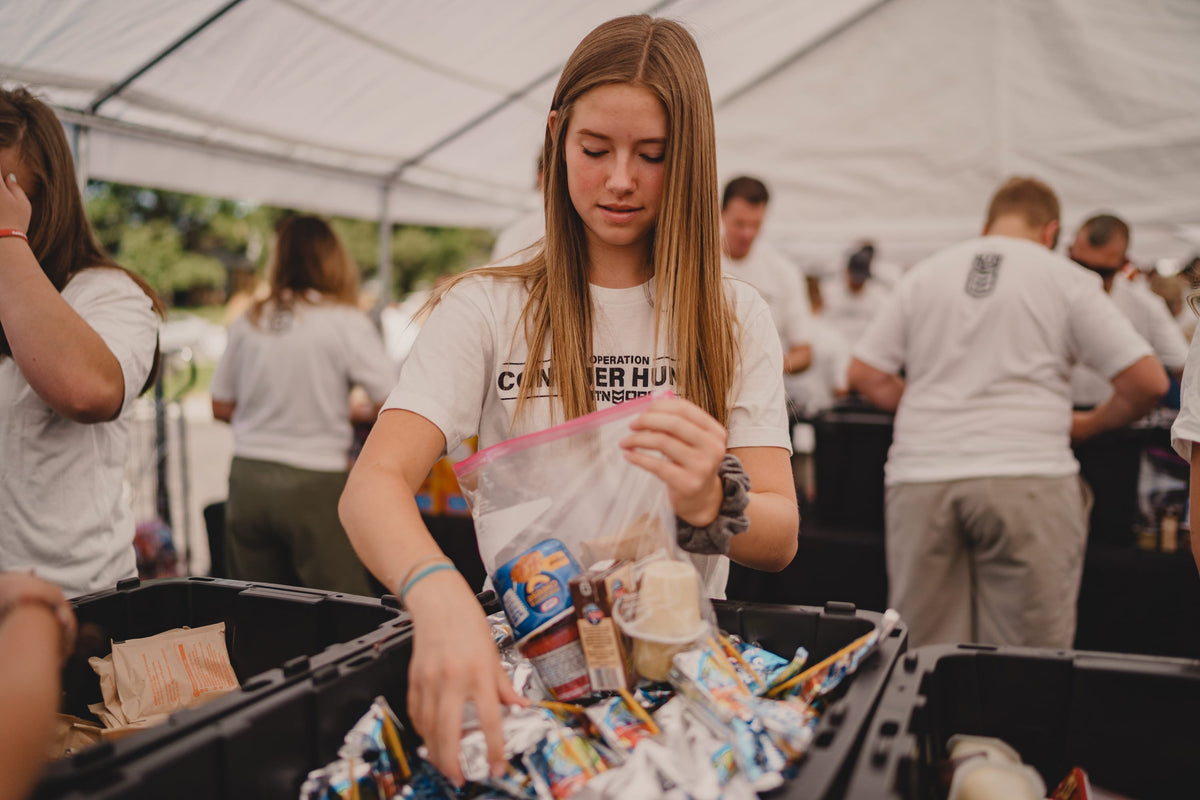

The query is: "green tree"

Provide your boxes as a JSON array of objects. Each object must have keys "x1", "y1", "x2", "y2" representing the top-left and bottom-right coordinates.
[{"x1": 391, "y1": 225, "x2": 495, "y2": 296}]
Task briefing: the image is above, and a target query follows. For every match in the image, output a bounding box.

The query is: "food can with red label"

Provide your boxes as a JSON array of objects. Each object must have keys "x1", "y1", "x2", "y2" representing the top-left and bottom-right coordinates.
[{"x1": 518, "y1": 615, "x2": 592, "y2": 701}]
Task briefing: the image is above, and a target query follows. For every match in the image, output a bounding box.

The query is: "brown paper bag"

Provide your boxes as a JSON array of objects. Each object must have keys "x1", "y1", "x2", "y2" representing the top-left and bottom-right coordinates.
[
  {"x1": 89, "y1": 622, "x2": 239, "y2": 726},
  {"x1": 48, "y1": 714, "x2": 103, "y2": 759}
]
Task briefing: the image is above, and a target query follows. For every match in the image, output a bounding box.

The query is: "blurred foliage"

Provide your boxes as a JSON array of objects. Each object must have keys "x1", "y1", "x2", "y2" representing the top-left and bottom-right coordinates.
[
  {"x1": 392, "y1": 225, "x2": 496, "y2": 295},
  {"x1": 85, "y1": 181, "x2": 497, "y2": 306}
]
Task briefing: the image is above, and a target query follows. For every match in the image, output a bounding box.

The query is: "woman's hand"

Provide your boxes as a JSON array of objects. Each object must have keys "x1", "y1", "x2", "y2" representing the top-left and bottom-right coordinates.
[
  {"x1": 0, "y1": 572, "x2": 77, "y2": 664},
  {"x1": 0, "y1": 164, "x2": 32, "y2": 233},
  {"x1": 621, "y1": 396, "x2": 727, "y2": 526},
  {"x1": 402, "y1": 569, "x2": 526, "y2": 786}
]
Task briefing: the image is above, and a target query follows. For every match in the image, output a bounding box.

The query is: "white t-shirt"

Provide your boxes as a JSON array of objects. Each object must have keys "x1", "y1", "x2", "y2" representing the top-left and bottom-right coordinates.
[
  {"x1": 0, "y1": 268, "x2": 158, "y2": 598},
  {"x1": 818, "y1": 277, "x2": 890, "y2": 347},
  {"x1": 854, "y1": 235, "x2": 1153, "y2": 485},
  {"x1": 211, "y1": 299, "x2": 397, "y2": 472},
  {"x1": 721, "y1": 242, "x2": 811, "y2": 352},
  {"x1": 1070, "y1": 277, "x2": 1189, "y2": 406},
  {"x1": 384, "y1": 272, "x2": 791, "y2": 597},
  {"x1": 1171, "y1": 330, "x2": 1200, "y2": 461},
  {"x1": 784, "y1": 317, "x2": 852, "y2": 418}
]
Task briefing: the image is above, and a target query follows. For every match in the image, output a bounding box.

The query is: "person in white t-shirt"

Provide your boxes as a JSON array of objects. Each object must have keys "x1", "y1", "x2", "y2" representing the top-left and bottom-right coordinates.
[
  {"x1": 0, "y1": 87, "x2": 164, "y2": 599},
  {"x1": 819, "y1": 243, "x2": 891, "y2": 347},
  {"x1": 848, "y1": 176, "x2": 1168, "y2": 650},
  {"x1": 719, "y1": 176, "x2": 813, "y2": 377},
  {"x1": 1067, "y1": 214, "x2": 1188, "y2": 406},
  {"x1": 211, "y1": 215, "x2": 397, "y2": 595},
  {"x1": 340, "y1": 16, "x2": 799, "y2": 784}
]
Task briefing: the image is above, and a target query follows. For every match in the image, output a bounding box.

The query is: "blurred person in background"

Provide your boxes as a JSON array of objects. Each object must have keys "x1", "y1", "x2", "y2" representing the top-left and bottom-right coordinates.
[
  {"x1": 211, "y1": 215, "x2": 396, "y2": 595},
  {"x1": 849, "y1": 176, "x2": 1167, "y2": 649},
  {"x1": 818, "y1": 241, "x2": 892, "y2": 347},
  {"x1": 1068, "y1": 213, "x2": 1187, "y2": 408},
  {"x1": 0, "y1": 87, "x2": 164, "y2": 598},
  {"x1": 0, "y1": 572, "x2": 77, "y2": 800},
  {"x1": 1171, "y1": 288, "x2": 1200, "y2": 575},
  {"x1": 720, "y1": 176, "x2": 813, "y2": 377}
]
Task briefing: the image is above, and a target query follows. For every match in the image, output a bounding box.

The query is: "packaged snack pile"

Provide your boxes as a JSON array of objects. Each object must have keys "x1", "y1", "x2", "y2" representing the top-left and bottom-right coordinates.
[
  {"x1": 300, "y1": 394, "x2": 898, "y2": 798},
  {"x1": 302, "y1": 595, "x2": 899, "y2": 800}
]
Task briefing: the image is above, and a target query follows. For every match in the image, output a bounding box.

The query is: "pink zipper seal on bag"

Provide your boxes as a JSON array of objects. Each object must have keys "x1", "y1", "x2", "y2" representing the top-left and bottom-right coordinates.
[{"x1": 454, "y1": 389, "x2": 675, "y2": 479}]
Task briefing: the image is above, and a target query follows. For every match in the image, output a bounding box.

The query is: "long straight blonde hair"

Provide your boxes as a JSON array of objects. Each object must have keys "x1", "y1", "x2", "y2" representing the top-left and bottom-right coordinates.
[{"x1": 438, "y1": 15, "x2": 737, "y2": 425}]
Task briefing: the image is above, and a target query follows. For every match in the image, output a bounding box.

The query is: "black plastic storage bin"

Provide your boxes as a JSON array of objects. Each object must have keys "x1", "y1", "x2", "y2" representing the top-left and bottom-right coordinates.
[
  {"x1": 844, "y1": 644, "x2": 1200, "y2": 799},
  {"x1": 39, "y1": 598, "x2": 905, "y2": 799},
  {"x1": 811, "y1": 405, "x2": 893, "y2": 531},
  {"x1": 36, "y1": 576, "x2": 407, "y2": 800}
]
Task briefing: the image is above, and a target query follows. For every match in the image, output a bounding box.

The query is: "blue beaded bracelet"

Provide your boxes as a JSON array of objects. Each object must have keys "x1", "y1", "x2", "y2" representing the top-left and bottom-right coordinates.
[{"x1": 399, "y1": 561, "x2": 457, "y2": 606}]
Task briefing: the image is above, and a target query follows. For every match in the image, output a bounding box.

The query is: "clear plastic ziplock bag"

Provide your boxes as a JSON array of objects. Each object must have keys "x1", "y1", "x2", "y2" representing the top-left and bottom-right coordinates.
[{"x1": 453, "y1": 390, "x2": 717, "y2": 692}]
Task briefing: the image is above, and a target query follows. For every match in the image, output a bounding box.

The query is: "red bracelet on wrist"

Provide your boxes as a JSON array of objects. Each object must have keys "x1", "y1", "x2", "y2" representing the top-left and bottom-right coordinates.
[{"x1": 0, "y1": 228, "x2": 28, "y2": 242}]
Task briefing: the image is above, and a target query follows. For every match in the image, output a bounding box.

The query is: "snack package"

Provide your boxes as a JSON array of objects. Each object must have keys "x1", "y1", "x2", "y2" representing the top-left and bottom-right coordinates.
[
  {"x1": 584, "y1": 692, "x2": 659, "y2": 755},
  {"x1": 301, "y1": 697, "x2": 414, "y2": 800},
  {"x1": 569, "y1": 561, "x2": 636, "y2": 692},
  {"x1": 523, "y1": 724, "x2": 610, "y2": 799},
  {"x1": 87, "y1": 622, "x2": 238, "y2": 728},
  {"x1": 766, "y1": 609, "x2": 900, "y2": 707},
  {"x1": 455, "y1": 392, "x2": 717, "y2": 689}
]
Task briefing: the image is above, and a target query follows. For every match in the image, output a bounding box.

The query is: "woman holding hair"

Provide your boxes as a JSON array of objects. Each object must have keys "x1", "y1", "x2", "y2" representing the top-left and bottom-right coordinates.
[
  {"x1": 0, "y1": 87, "x2": 164, "y2": 598},
  {"x1": 340, "y1": 15, "x2": 799, "y2": 783},
  {"x1": 211, "y1": 214, "x2": 396, "y2": 595}
]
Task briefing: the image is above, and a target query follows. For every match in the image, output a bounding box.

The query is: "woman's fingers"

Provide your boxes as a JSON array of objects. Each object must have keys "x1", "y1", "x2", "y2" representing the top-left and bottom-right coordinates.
[
  {"x1": 429, "y1": 669, "x2": 468, "y2": 785},
  {"x1": 0, "y1": 170, "x2": 32, "y2": 231},
  {"x1": 474, "y1": 672, "x2": 508, "y2": 778}
]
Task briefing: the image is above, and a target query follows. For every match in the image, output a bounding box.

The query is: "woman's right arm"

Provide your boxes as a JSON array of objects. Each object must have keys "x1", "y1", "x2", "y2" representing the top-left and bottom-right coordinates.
[
  {"x1": 0, "y1": 173, "x2": 128, "y2": 422},
  {"x1": 339, "y1": 409, "x2": 522, "y2": 786}
]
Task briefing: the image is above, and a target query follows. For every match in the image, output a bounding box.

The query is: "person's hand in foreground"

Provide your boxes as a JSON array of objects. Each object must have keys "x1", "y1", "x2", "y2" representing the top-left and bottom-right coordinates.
[{"x1": 403, "y1": 567, "x2": 526, "y2": 786}]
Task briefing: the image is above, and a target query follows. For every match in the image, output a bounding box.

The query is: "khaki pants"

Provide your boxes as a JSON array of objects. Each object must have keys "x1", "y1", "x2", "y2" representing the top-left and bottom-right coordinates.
[
  {"x1": 885, "y1": 475, "x2": 1091, "y2": 649},
  {"x1": 225, "y1": 457, "x2": 374, "y2": 596}
]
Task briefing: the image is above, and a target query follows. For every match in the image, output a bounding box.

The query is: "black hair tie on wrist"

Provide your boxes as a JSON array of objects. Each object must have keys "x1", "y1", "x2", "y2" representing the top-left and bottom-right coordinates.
[{"x1": 675, "y1": 453, "x2": 751, "y2": 555}]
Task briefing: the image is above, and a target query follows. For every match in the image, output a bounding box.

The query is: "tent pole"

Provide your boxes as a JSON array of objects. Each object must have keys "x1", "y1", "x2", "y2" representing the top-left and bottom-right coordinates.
[
  {"x1": 376, "y1": 184, "x2": 394, "y2": 310},
  {"x1": 72, "y1": 124, "x2": 91, "y2": 195}
]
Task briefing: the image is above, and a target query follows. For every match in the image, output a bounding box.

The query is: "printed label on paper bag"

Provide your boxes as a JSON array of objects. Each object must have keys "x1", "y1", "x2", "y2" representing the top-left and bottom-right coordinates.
[{"x1": 109, "y1": 622, "x2": 239, "y2": 723}]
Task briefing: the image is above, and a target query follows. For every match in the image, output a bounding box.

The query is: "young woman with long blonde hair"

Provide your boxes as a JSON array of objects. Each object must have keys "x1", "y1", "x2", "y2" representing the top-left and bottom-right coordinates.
[
  {"x1": 0, "y1": 86, "x2": 164, "y2": 598},
  {"x1": 340, "y1": 15, "x2": 798, "y2": 783}
]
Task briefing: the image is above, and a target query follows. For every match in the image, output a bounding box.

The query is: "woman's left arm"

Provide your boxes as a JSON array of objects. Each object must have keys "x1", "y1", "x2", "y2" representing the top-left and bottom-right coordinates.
[
  {"x1": 0, "y1": 174, "x2": 125, "y2": 423},
  {"x1": 623, "y1": 396, "x2": 798, "y2": 572},
  {"x1": 726, "y1": 445, "x2": 799, "y2": 572}
]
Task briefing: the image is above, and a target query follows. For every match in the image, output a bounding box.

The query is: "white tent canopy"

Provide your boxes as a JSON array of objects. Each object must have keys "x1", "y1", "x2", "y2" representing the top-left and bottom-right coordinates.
[{"x1": 4, "y1": 0, "x2": 1200, "y2": 275}]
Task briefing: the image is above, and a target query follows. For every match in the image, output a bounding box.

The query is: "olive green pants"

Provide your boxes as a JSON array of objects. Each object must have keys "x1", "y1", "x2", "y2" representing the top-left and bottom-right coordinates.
[{"x1": 225, "y1": 456, "x2": 374, "y2": 596}]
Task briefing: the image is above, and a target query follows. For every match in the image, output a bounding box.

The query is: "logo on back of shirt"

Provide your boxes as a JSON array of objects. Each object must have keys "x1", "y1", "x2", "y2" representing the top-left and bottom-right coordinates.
[{"x1": 964, "y1": 253, "x2": 1002, "y2": 298}]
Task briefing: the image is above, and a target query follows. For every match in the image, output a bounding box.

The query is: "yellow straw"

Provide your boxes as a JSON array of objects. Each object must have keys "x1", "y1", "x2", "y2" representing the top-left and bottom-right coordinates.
[
  {"x1": 379, "y1": 710, "x2": 411, "y2": 781},
  {"x1": 618, "y1": 688, "x2": 661, "y2": 736},
  {"x1": 767, "y1": 628, "x2": 876, "y2": 698},
  {"x1": 537, "y1": 700, "x2": 588, "y2": 717},
  {"x1": 347, "y1": 755, "x2": 360, "y2": 800},
  {"x1": 719, "y1": 634, "x2": 764, "y2": 688},
  {"x1": 564, "y1": 733, "x2": 597, "y2": 777},
  {"x1": 707, "y1": 637, "x2": 752, "y2": 694}
]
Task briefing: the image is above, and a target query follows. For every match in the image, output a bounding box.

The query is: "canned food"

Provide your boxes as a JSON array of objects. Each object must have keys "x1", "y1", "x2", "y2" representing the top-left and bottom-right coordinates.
[
  {"x1": 518, "y1": 615, "x2": 591, "y2": 701},
  {"x1": 494, "y1": 539, "x2": 583, "y2": 641}
]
